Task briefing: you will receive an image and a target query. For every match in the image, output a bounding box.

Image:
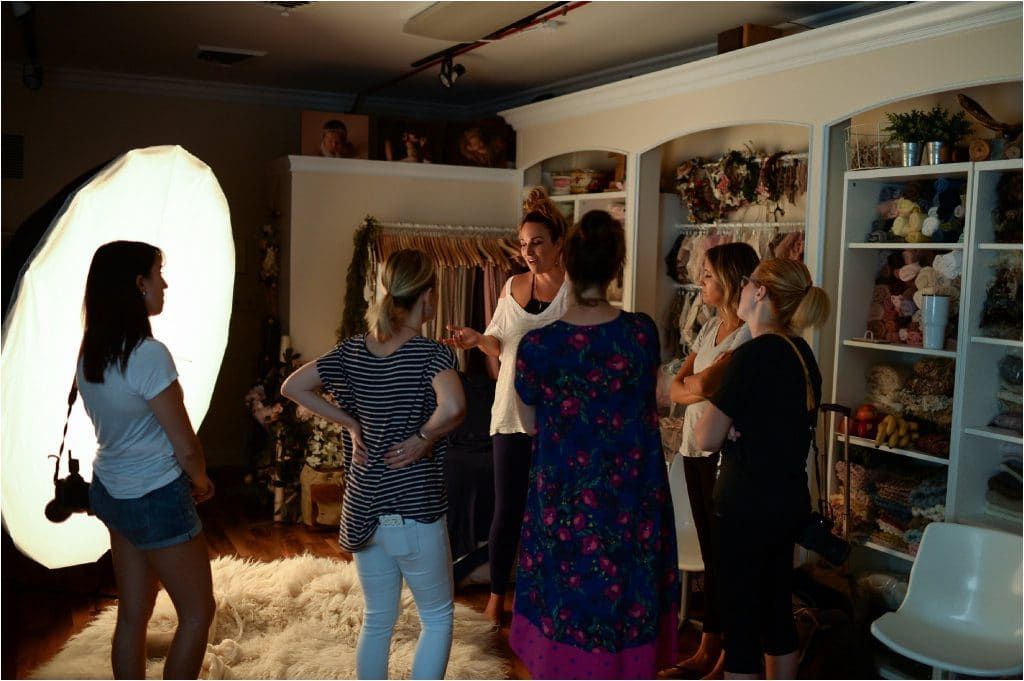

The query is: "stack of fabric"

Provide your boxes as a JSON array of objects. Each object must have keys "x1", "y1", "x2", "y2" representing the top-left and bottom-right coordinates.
[
  {"x1": 989, "y1": 353, "x2": 1023, "y2": 434},
  {"x1": 869, "y1": 469, "x2": 947, "y2": 556},
  {"x1": 830, "y1": 460, "x2": 873, "y2": 538},
  {"x1": 985, "y1": 452, "x2": 1022, "y2": 523},
  {"x1": 871, "y1": 472, "x2": 918, "y2": 553},
  {"x1": 905, "y1": 472, "x2": 947, "y2": 554}
]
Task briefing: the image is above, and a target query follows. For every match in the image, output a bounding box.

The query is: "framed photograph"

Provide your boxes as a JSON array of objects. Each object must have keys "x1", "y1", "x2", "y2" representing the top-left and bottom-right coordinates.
[
  {"x1": 371, "y1": 117, "x2": 445, "y2": 164},
  {"x1": 444, "y1": 117, "x2": 516, "y2": 168},
  {"x1": 300, "y1": 111, "x2": 370, "y2": 159}
]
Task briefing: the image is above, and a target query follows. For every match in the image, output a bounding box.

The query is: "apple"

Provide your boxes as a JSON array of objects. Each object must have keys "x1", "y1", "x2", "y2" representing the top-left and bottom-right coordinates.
[{"x1": 854, "y1": 403, "x2": 879, "y2": 422}]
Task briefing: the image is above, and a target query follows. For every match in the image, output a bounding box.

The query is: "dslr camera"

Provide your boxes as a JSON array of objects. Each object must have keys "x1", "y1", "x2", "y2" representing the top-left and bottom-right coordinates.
[
  {"x1": 45, "y1": 453, "x2": 92, "y2": 523},
  {"x1": 798, "y1": 511, "x2": 850, "y2": 566}
]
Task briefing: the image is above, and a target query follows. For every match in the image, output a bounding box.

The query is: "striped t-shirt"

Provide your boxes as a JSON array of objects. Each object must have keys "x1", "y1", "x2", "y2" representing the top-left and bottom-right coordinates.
[{"x1": 316, "y1": 334, "x2": 457, "y2": 552}]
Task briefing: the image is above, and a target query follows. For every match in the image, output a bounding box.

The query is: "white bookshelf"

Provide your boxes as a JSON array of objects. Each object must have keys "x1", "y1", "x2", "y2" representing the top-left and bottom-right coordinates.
[
  {"x1": 830, "y1": 159, "x2": 1024, "y2": 569},
  {"x1": 523, "y1": 151, "x2": 632, "y2": 309}
]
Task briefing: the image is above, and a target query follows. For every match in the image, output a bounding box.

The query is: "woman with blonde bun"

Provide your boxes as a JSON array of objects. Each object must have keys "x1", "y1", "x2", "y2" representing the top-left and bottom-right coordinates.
[
  {"x1": 283, "y1": 249, "x2": 466, "y2": 679},
  {"x1": 695, "y1": 257, "x2": 830, "y2": 680},
  {"x1": 445, "y1": 187, "x2": 569, "y2": 628}
]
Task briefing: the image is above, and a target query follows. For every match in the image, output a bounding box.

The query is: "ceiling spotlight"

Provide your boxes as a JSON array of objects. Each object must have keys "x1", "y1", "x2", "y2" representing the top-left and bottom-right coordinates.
[{"x1": 438, "y1": 56, "x2": 466, "y2": 89}]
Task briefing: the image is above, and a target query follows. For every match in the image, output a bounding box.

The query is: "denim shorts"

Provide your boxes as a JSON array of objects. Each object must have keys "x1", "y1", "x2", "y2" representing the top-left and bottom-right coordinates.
[{"x1": 89, "y1": 473, "x2": 203, "y2": 550}]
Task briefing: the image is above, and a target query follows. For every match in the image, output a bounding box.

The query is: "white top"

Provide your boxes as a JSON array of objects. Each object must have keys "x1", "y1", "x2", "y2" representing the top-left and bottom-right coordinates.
[
  {"x1": 77, "y1": 338, "x2": 181, "y2": 498},
  {"x1": 679, "y1": 317, "x2": 751, "y2": 458},
  {"x1": 485, "y1": 276, "x2": 569, "y2": 435}
]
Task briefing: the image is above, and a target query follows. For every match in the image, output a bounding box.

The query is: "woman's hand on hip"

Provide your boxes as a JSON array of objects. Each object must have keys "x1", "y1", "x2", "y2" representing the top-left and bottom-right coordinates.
[
  {"x1": 347, "y1": 422, "x2": 369, "y2": 466},
  {"x1": 383, "y1": 435, "x2": 433, "y2": 469},
  {"x1": 443, "y1": 324, "x2": 480, "y2": 350}
]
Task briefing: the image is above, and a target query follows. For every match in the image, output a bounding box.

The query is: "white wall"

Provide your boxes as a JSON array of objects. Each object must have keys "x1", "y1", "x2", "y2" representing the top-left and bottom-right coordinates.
[
  {"x1": 280, "y1": 158, "x2": 520, "y2": 357},
  {"x1": 503, "y1": 3, "x2": 1022, "y2": 399}
]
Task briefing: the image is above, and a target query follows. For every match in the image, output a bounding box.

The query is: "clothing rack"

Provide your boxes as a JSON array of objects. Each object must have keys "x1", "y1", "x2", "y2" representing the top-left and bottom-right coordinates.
[
  {"x1": 695, "y1": 152, "x2": 807, "y2": 168},
  {"x1": 376, "y1": 221, "x2": 518, "y2": 238},
  {"x1": 675, "y1": 221, "x2": 805, "y2": 233},
  {"x1": 370, "y1": 220, "x2": 520, "y2": 270}
]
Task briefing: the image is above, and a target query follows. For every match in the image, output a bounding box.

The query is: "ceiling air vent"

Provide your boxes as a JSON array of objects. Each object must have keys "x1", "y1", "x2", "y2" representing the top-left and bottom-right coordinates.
[{"x1": 196, "y1": 45, "x2": 267, "y2": 67}]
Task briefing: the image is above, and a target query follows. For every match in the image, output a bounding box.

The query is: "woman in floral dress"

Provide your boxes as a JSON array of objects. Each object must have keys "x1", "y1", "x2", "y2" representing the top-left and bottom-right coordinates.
[{"x1": 511, "y1": 210, "x2": 679, "y2": 679}]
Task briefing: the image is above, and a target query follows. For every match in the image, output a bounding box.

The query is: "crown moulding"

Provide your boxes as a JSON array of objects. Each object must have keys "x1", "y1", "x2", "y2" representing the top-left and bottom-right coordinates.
[{"x1": 499, "y1": 1, "x2": 1023, "y2": 130}]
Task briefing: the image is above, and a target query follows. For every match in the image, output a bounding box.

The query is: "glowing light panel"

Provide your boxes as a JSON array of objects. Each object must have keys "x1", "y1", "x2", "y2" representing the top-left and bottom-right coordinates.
[{"x1": 1, "y1": 146, "x2": 234, "y2": 568}]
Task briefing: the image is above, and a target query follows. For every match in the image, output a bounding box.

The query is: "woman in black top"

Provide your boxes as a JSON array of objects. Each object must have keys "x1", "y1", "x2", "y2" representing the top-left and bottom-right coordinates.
[
  {"x1": 695, "y1": 257, "x2": 830, "y2": 680},
  {"x1": 282, "y1": 249, "x2": 466, "y2": 679}
]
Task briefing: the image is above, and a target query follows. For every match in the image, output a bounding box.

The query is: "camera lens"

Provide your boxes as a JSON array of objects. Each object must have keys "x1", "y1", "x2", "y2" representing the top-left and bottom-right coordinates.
[{"x1": 45, "y1": 499, "x2": 73, "y2": 523}]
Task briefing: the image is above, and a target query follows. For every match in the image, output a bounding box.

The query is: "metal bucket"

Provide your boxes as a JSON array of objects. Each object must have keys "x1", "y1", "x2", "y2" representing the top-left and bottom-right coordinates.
[
  {"x1": 901, "y1": 142, "x2": 923, "y2": 166},
  {"x1": 924, "y1": 141, "x2": 949, "y2": 165}
]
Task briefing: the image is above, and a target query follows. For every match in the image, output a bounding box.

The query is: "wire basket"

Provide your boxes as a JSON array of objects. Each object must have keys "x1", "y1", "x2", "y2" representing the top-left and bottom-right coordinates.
[{"x1": 846, "y1": 123, "x2": 901, "y2": 170}]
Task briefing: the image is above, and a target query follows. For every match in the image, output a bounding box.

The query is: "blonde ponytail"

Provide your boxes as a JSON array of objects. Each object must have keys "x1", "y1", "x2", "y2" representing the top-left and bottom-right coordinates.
[
  {"x1": 365, "y1": 249, "x2": 436, "y2": 342},
  {"x1": 791, "y1": 285, "x2": 831, "y2": 333},
  {"x1": 755, "y1": 258, "x2": 831, "y2": 333}
]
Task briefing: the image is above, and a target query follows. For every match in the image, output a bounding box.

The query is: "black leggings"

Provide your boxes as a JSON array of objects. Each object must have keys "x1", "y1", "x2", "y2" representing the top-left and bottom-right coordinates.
[
  {"x1": 682, "y1": 453, "x2": 721, "y2": 634},
  {"x1": 714, "y1": 517, "x2": 799, "y2": 675},
  {"x1": 488, "y1": 432, "x2": 533, "y2": 595}
]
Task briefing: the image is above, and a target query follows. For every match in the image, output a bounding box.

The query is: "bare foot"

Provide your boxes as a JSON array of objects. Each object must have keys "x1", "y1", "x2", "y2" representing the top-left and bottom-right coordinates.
[
  {"x1": 483, "y1": 592, "x2": 504, "y2": 628},
  {"x1": 701, "y1": 651, "x2": 725, "y2": 680}
]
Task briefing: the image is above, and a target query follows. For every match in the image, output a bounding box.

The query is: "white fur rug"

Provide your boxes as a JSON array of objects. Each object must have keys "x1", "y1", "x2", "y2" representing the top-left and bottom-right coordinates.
[{"x1": 30, "y1": 554, "x2": 509, "y2": 679}]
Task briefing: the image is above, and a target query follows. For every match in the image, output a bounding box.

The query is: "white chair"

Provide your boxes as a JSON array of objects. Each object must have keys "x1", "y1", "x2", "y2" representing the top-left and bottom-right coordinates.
[
  {"x1": 870, "y1": 522, "x2": 1023, "y2": 679},
  {"x1": 668, "y1": 453, "x2": 705, "y2": 628}
]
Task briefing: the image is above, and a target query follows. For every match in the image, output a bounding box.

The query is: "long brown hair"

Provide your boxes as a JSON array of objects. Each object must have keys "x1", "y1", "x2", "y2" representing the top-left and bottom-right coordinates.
[
  {"x1": 705, "y1": 242, "x2": 760, "y2": 313},
  {"x1": 365, "y1": 249, "x2": 436, "y2": 341},
  {"x1": 755, "y1": 258, "x2": 831, "y2": 333},
  {"x1": 80, "y1": 241, "x2": 161, "y2": 383}
]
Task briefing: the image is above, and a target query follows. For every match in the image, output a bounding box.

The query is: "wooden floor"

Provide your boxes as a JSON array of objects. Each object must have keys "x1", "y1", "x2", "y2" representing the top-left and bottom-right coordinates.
[{"x1": 4, "y1": 471, "x2": 701, "y2": 679}]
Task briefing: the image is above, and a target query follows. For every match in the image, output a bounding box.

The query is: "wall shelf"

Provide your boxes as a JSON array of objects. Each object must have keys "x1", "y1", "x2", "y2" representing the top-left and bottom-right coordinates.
[
  {"x1": 844, "y1": 162, "x2": 972, "y2": 182},
  {"x1": 963, "y1": 426, "x2": 1024, "y2": 446},
  {"x1": 846, "y1": 242, "x2": 965, "y2": 250},
  {"x1": 842, "y1": 340, "x2": 958, "y2": 358},
  {"x1": 977, "y1": 243, "x2": 1024, "y2": 251},
  {"x1": 550, "y1": 191, "x2": 626, "y2": 202},
  {"x1": 861, "y1": 540, "x2": 915, "y2": 562},
  {"x1": 840, "y1": 435, "x2": 950, "y2": 466},
  {"x1": 970, "y1": 336, "x2": 1023, "y2": 348}
]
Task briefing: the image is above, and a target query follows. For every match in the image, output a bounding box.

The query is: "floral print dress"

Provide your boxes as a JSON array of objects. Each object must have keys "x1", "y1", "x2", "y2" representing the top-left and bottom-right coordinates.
[{"x1": 511, "y1": 312, "x2": 679, "y2": 679}]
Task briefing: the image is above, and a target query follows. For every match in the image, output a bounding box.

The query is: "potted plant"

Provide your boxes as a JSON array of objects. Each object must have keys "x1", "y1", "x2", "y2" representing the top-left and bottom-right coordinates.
[
  {"x1": 884, "y1": 109, "x2": 929, "y2": 166},
  {"x1": 922, "y1": 105, "x2": 973, "y2": 164}
]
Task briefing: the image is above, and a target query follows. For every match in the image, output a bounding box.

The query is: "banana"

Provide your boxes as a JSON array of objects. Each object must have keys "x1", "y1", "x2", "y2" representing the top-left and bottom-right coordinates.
[
  {"x1": 898, "y1": 435, "x2": 910, "y2": 448},
  {"x1": 909, "y1": 421, "x2": 919, "y2": 431},
  {"x1": 898, "y1": 420, "x2": 908, "y2": 437},
  {"x1": 875, "y1": 419, "x2": 889, "y2": 446},
  {"x1": 888, "y1": 432, "x2": 900, "y2": 447}
]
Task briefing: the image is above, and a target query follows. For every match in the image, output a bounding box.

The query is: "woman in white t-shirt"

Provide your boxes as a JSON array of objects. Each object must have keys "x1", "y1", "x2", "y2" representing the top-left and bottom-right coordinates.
[
  {"x1": 669, "y1": 241, "x2": 759, "y2": 677},
  {"x1": 77, "y1": 241, "x2": 215, "y2": 679},
  {"x1": 444, "y1": 188, "x2": 569, "y2": 628}
]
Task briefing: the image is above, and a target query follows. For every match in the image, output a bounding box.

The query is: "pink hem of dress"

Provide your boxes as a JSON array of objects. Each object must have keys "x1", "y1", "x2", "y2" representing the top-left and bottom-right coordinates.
[{"x1": 509, "y1": 611, "x2": 678, "y2": 679}]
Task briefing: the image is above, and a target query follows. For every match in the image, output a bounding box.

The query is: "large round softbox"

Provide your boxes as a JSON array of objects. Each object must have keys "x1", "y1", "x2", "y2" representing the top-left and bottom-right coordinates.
[{"x1": 1, "y1": 145, "x2": 234, "y2": 569}]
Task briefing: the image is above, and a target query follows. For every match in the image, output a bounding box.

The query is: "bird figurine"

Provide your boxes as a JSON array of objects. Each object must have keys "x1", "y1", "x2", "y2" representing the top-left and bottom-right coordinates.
[{"x1": 957, "y1": 93, "x2": 1022, "y2": 139}]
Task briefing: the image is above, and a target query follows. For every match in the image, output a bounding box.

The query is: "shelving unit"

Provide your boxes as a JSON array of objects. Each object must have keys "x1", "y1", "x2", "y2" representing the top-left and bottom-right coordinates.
[
  {"x1": 951, "y1": 158, "x2": 1023, "y2": 536},
  {"x1": 840, "y1": 435, "x2": 951, "y2": 466},
  {"x1": 830, "y1": 159, "x2": 1023, "y2": 570},
  {"x1": 523, "y1": 151, "x2": 631, "y2": 309}
]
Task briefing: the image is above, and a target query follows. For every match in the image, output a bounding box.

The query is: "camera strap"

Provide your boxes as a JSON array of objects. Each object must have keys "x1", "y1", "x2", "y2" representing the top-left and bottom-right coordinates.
[
  {"x1": 769, "y1": 333, "x2": 828, "y2": 517},
  {"x1": 50, "y1": 379, "x2": 79, "y2": 482}
]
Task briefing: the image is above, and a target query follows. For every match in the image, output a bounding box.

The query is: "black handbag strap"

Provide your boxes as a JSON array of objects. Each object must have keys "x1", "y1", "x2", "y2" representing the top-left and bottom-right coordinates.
[
  {"x1": 771, "y1": 333, "x2": 828, "y2": 517},
  {"x1": 50, "y1": 379, "x2": 79, "y2": 482}
]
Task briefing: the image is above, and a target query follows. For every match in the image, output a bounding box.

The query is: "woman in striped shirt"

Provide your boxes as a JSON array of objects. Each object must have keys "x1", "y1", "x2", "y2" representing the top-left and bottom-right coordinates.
[{"x1": 282, "y1": 249, "x2": 466, "y2": 680}]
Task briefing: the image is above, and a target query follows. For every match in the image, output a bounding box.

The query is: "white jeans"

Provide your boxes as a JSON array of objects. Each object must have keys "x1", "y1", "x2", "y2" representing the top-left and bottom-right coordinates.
[{"x1": 354, "y1": 516, "x2": 454, "y2": 680}]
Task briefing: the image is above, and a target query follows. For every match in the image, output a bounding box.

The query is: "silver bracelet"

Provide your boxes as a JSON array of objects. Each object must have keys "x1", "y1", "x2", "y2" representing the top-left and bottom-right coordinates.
[{"x1": 416, "y1": 428, "x2": 430, "y2": 442}]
